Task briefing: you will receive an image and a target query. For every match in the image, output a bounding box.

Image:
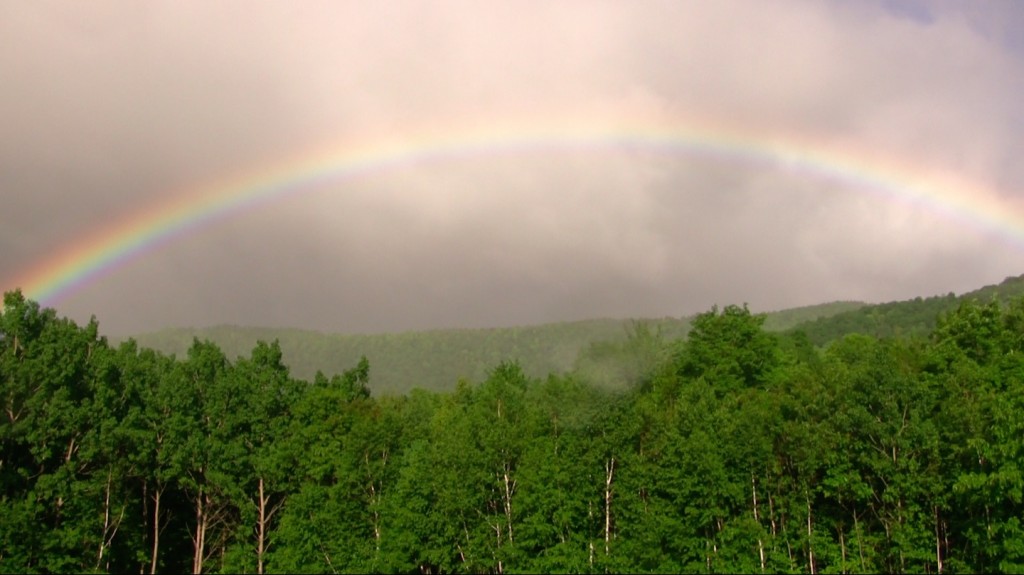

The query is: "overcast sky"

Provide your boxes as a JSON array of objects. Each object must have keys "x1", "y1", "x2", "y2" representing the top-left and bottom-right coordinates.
[{"x1": 2, "y1": 0, "x2": 1024, "y2": 336}]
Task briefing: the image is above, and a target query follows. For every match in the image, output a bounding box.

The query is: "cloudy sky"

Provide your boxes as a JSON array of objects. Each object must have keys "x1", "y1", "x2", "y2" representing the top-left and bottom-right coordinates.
[{"x1": 2, "y1": 0, "x2": 1023, "y2": 336}]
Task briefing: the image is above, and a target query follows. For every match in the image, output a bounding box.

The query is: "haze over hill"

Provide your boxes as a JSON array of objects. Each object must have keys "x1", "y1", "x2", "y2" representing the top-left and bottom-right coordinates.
[
  {"x1": 3, "y1": 1, "x2": 1024, "y2": 336},
  {"x1": 128, "y1": 274, "x2": 1024, "y2": 393}
]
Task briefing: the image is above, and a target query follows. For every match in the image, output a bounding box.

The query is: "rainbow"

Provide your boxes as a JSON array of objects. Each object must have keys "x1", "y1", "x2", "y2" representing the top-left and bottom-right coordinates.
[{"x1": 6, "y1": 114, "x2": 1023, "y2": 306}]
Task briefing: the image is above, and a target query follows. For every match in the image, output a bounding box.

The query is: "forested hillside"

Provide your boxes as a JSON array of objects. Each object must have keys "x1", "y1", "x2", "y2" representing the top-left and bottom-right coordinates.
[
  {"x1": 788, "y1": 274, "x2": 1024, "y2": 345},
  {"x1": 129, "y1": 318, "x2": 690, "y2": 394},
  {"x1": 4, "y1": 287, "x2": 1024, "y2": 573},
  {"x1": 128, "y1": 274, "x2": 1024, "y2": 395},
  {"x1": 130, "y1": 301, "x2": 865, "y2": 394}
]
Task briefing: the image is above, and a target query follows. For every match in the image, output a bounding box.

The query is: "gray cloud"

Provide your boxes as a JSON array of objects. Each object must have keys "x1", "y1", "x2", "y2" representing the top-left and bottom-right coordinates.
[{"x1": 2, "y1": 0, "x2": 1023, "y2": 335}]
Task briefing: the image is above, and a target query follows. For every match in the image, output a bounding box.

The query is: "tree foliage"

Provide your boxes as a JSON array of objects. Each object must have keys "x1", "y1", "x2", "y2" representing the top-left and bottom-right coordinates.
[{"x1": 3, "y1": 288, "x2": 1024, "y2": 573}]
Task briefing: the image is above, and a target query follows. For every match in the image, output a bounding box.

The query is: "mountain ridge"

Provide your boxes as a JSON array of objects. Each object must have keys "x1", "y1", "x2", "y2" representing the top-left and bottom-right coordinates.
[{"x1": 125, "y1": 275, "x2": 1024, "y2": 393}]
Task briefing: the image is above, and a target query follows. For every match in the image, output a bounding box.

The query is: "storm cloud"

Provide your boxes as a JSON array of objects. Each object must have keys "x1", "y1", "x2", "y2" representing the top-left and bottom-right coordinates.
[{"x1": 2, "y1": 0, "x2": 1023, "y2": 335}]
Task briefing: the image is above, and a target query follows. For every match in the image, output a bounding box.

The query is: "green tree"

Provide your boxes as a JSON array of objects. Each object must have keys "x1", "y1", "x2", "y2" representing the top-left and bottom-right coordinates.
[
  {"x1": 269, "y1": 357, "x2": 388, "y2": 573},
  {"x1": 0, "y1": 291, "x2": 139, "y2": 573},
  {"x1": 678, "y1": 304, "x2": 780, "y2": 395},
  {"x1": 215, "y1": 340, "x2": 301, "y2": 574}
]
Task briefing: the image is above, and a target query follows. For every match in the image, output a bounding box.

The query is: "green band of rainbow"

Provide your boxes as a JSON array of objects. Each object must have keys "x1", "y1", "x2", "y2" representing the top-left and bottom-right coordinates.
[{"x1": 6, "y1": 118, "x2": 1022, "y2": 306}]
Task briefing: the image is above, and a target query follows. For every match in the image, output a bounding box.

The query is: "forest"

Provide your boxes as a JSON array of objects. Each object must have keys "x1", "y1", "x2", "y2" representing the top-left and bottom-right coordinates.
[
  {"x1": 128, "y1": 274, "x2": 1024, "y2": 394},
  {"x1": 3, "y1": 285, "x2": 1024, "y2": 574}
]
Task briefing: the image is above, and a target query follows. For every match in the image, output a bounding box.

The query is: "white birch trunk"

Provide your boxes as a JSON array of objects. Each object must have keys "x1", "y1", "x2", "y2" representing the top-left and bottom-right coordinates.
[
  {"x1": 96, "y1": 469, "x2": 124, "y2": 572},
  {"x1": 257, "y1": 477, "x2": 267, "y2": 575},
  {"x1": 150, "y1": 486, "x2": 163, "y2": 575},
  {"x1": 192, "y1": 491, "x2": 207, "y2": 575},
  {"x1": 604, "y1": 457, "x2": 615, "y2": 556},
  {"x1": 807, "y1": 494, "x2": 815, "y2": 575},
  {"x1": 752, "y1": 473, "x2": 765, "y2": 573}
]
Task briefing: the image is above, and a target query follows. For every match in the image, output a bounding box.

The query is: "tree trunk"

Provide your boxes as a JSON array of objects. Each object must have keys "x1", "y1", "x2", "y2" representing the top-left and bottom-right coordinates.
[
  {"x1": 192, "y1": 491, "x2": 207, "y2": 575},
  {"x1": 257, "y1": 477, "x2": 267, "y2": 575},
  {"x1": 855, "y1": 511, "x2": 865, "y2": 572},
  {"x1": 806, "y1": 493, "x2": 815, "y2": 575},
  {"x1": 366, "y1": 448, "x2": 389, "y2": 554},
  {"x1": 150, "y1": 486, "x2": 163, "y2": 575},
  {"x1": 588, "y1": 501, "x2": 595, "y2": 569},
  {"x1": 839, "y1": 524, "x2": 847, "y2": 575},
  {"x1": 752, "y1": 473, "x2": 765, "y2": 574},
  {"x1": 502, "y1": 462, "x2": 516, "y2": 545},
  {"x1": 96, "y1": 469, "x2": 125, "y2": 572},
  {"x1": 604, "y1": 457, "x2": 615, "y2": 557}
]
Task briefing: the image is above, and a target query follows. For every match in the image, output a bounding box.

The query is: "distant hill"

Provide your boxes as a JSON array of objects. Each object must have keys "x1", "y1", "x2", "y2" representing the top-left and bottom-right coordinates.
[
  {"x1": 127, "y1": 300, "x2": 864, "y2": 394},
  {"x1": 761, "y1": 300, "x2": 867, "y2": 331},
  {"x1": 786, "y1": 274, "x2": 1024, "y2": 346},
  {"x1": 129, "y1": 318, "x2": 688, "y2": 394},
  {"x1": 127, "y1": 274, "x2": 1024, "y2": 393}
]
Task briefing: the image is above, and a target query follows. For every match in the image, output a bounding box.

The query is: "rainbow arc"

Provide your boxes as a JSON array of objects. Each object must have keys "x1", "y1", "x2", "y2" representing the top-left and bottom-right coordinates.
[{"x1": 5, "y1": 116, "x2": 1021, "y2": 305}]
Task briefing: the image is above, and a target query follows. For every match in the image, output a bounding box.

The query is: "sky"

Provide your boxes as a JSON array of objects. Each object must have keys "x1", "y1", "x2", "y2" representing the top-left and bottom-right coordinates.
[{"x1": 2, "y1": 0, "x2": 1024, "y2": 336}]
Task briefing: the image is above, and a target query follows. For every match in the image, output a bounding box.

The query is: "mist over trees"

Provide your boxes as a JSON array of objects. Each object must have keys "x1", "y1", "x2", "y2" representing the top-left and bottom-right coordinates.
[{"x1": 3, "y1": 287, "x2": 1024, "y2": 573}]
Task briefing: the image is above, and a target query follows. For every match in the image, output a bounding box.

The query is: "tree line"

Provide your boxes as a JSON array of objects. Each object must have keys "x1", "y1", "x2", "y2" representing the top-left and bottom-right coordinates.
[{"x1": 2, "y1": 289, "x2": 1023, "y2": 573}]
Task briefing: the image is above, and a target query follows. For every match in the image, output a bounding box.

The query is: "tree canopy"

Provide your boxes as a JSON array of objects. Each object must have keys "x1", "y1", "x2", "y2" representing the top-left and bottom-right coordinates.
[{"x1": 3, "y1": 288, "x2": 1023, "y2": 573}]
